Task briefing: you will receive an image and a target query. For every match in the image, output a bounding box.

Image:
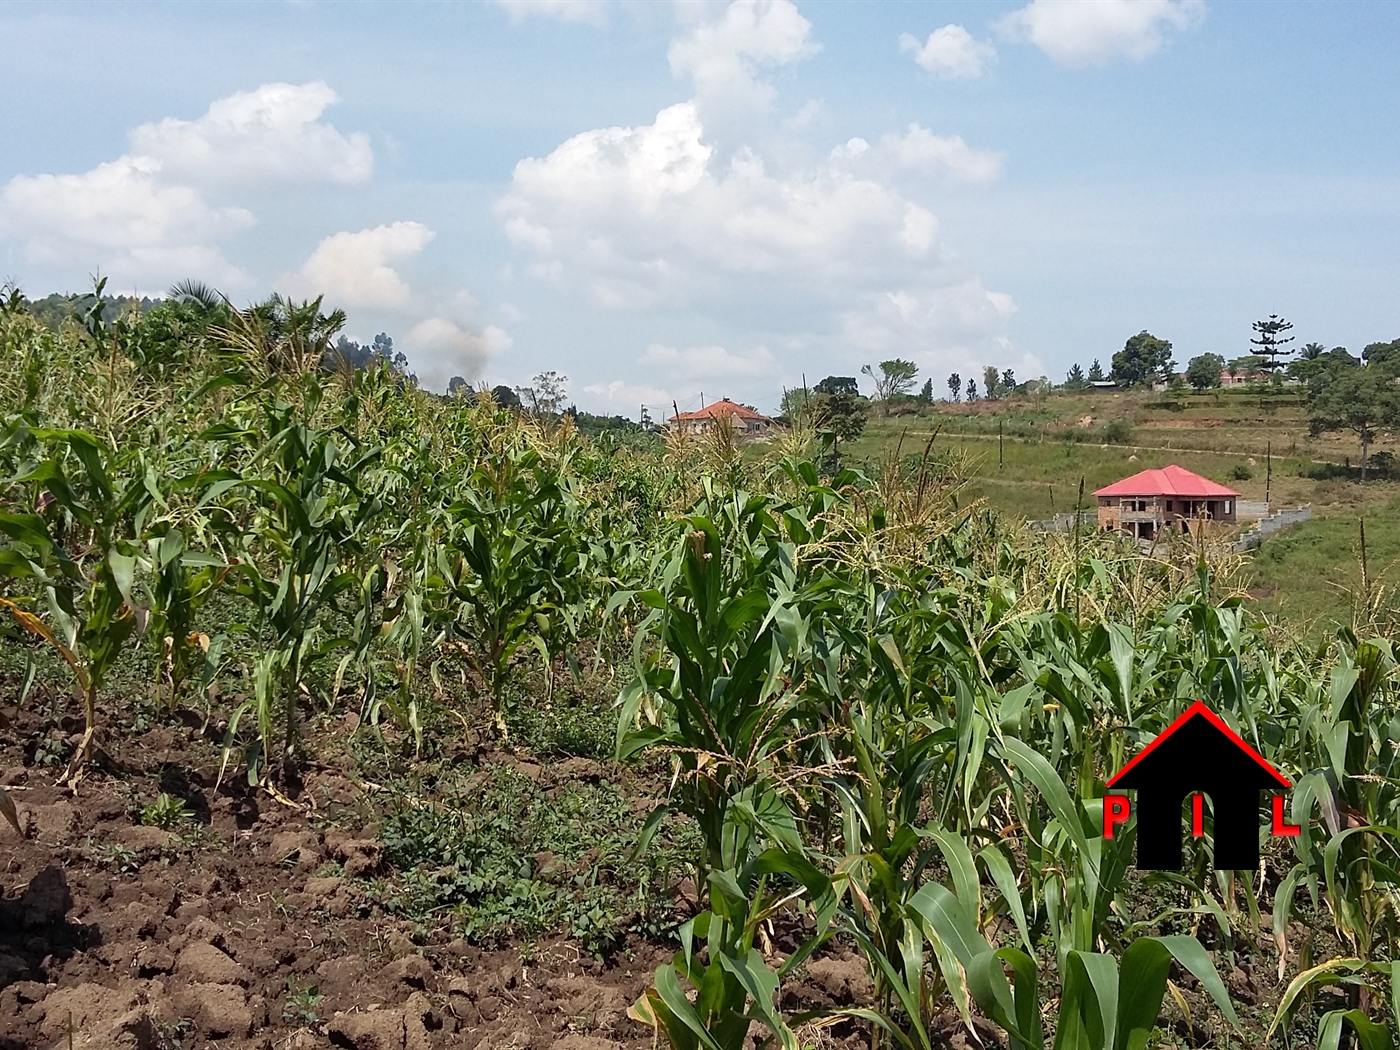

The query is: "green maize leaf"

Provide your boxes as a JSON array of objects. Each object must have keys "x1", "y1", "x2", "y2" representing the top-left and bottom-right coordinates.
[
  {"x1": 1391, "y1": 960, "x2": 1400, "y2": 1038},
  {"x1": 908, "y1": 881, "x2": 985, "y2": 969},
  {"x1": 1272, "y1": 863, "x2": 1307, "y2": 973},
  {"x1": 1324, "y1": 826, "x2": 1400, "y2": 929},
  {"x1": 1001, "y1": 736, "x2": 1096, "y2": 874},
  {"x1": 929, "y1": 827, "x2": 980, "y2": 918},
  {"x1": 716, "y1": 949, "x2": 795, "y2": 1050},
  {"x1": 107, "y1": 550, "x2": 137, "y2": 606},
  {"x1": 1268, "y1": 957, "x2": 1385, "y2": 1043},
  {"x1": 1152, "y1": 935, "x2": 1239, "y2": 1028},
  {"x1": 753, "y1": 848, "x2": 836, "y2": 931},
  {"x1": 844, "y1": 927, "x2": 934, "y2": 1050},
  {"x1": 978, "y1": 844, "x2": 1032, "y2": 954},
  {"x1": 654, "y1": 964, "x2": 724, "y2": 1050},
  {"x1": 0, "y1": 511, "x2": 56, "y2": 551},
  {"x1": 1112, "y1": 938, "x2": 1173, "y2": 1050},
  {"x1": 707, "y1": 870, "x2": 748, "y2": 925},
  {"x1": 180, "y1": 551, "x2": 228, "y2": 569},
  {"x1": 1054, "y1": 950, "x2": 1117, "y2": 1050},
  {"x1": 630, "y1": 803, "x2": 671, "y2": 861},
  {"x1": 1317, "y1": 1009, "x2": 1394, "y2": 1050},
  {"x1": 967, "y1": 947, "x2": 1042, "y2": 1050},
  {"x1": 0, "y1": 550, "x2": 39, "y2": 579}
]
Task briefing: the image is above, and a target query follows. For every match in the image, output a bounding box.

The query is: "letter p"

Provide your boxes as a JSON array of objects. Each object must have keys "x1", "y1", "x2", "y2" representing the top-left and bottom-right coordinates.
[{"x1": 1103, "y1": 793, "x2": 1131, "y2": 838}]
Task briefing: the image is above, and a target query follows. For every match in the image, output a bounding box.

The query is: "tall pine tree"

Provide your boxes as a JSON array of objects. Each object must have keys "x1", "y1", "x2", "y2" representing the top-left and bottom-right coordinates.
[{"x1": 1250, "y1": 315, "x2": 1295, "y2": 372}]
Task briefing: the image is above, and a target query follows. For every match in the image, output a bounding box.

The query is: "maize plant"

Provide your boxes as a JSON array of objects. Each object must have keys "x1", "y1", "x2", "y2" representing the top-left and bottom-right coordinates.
[
  {"x1": 433, "y1": 407, "x2": 588, "y2": 731},
  {"x1": 211, "y1": 381, "x2": 383, "y2": 784},
  {"x1": 0, "y1": 420, "x2": 155, "y2": 786}
]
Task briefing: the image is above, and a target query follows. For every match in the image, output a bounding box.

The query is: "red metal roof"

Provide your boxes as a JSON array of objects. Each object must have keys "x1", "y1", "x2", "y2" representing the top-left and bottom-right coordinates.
[
  {"x1": 1107, "y1": 700, "x2": 1290, "y2": 788},
  {"x1": 670, "y1": 399, "x2": 770, "y2": 422},
  {"x1": 1093, "y1": 464, "x2": 1240, "y2": 499}
]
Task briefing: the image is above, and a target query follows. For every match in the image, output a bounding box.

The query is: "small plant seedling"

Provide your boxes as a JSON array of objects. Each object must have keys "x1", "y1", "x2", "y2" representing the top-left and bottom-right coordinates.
[
  {"x1": 282, "y1": 978, "x2": 324, "y2": 1027},
  {"x1": 92, "y1": 842, "x2": 141, "y2": 874},
  {"x1": 140, "y1": 792, "x2": 196, "y2": 829}
]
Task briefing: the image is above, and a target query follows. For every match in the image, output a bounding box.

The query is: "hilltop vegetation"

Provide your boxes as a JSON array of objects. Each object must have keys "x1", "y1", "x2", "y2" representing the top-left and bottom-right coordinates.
[
  {"x1": 1, "y1": 288, "x2": 1399, "y2": 1048},
  {"x1": 836, "y1": 388, "x2": 1400, "y2": 631}
]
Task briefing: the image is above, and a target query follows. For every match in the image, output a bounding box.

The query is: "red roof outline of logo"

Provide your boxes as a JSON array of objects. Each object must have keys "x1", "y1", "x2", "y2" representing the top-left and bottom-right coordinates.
[{"x1": 1105, "y1": 700, "x2": 1291, "y2": 789}]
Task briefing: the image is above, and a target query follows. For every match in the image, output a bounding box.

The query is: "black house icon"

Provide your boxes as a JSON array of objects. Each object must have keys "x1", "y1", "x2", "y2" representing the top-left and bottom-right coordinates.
[{"x1": 1107, "y1": 701, "x2": 1290, "y2": 870}]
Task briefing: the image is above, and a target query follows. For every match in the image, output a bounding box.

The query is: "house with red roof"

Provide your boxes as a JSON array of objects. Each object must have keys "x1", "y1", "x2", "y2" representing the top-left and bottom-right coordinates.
[
  {"x1": 668, "y1": 398, "x2": 772, "y2": 437},
  {"x1": 1094, "y1": 464, "x2": 1240, "y2": 541}
]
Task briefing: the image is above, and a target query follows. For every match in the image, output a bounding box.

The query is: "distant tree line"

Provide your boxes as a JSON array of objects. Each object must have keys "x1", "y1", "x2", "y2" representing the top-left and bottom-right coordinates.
[{"x1": 1051, "y1": 314, "x2": 1400, "y2": 479}]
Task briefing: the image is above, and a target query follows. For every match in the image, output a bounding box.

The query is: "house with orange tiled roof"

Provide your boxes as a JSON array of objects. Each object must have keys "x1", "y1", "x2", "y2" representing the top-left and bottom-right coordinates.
[
  {"x1": 668, "y1": 398, "x2": 773, "y2": 437},
  {"x1": 1095, "y1": 464, "x2": 1240, "y2": 541}
]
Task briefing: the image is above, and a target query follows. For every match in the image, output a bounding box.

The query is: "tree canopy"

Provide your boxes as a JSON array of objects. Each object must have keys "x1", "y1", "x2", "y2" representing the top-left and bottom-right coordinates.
[
  {"x1": 861, "y1": 359, "x2": 919, "y2": 401},
  {"x1": 1305, "y1": 353, "x2": 1400, "y2": 479},
  {"x1": 1185, "y1": 353, "x2": 1224, "y2": 390},
  {"x1": 1111, "y1": 331, "x2": 1174, "y2": 387},
  {"x1": 1250, "y1": 314, "x2": 1295, "y2": 372},
  {"x1": 814, "y1": 375, "x2": 860, "y2": 396}
]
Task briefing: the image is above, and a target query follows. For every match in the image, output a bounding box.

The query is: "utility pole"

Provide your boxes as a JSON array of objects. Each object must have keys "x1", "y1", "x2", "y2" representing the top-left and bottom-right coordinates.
[
  {"x1": 1266, "y1": 440, "x2": 1272, "y2": 508},
  {"x1": 999, "y1": 420, "x2": 1004, "y2": 469}
]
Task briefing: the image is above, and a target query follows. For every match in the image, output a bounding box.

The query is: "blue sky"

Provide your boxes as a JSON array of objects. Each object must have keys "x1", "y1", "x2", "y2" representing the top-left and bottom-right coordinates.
[{"x1": 2, "y1": 1, "x2": 1397, "y2": 416}]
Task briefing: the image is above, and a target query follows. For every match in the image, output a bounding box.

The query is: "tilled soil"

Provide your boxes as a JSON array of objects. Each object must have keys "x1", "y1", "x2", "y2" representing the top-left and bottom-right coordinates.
[{"x1": 0, "y1": 706, "x2": 886, "y2": 1050}]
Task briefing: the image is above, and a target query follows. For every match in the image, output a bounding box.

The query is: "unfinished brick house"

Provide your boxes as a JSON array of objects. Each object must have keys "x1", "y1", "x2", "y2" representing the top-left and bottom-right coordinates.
[
  {"x1": 668, "y1": 399, "x2": 772, "y2": 437},
  {"x1": 1094, "y1": 464, "x2": 1240, "y2": 540}
]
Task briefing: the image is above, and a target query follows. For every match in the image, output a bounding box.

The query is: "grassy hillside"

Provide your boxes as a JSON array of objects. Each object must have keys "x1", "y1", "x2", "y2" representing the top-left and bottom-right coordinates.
[{"x1": 846, "y1": 388, "x2": 1400, "y2": 630}]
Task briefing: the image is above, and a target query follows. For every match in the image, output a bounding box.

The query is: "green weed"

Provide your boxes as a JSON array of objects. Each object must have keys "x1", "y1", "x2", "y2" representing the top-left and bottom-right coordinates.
[{"x1": 139, "y1": 792, "x2": 195, "y2": 829}]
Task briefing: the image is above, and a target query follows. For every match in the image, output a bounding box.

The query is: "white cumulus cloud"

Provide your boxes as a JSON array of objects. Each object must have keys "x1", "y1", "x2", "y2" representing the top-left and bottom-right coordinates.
[
  {"x1": 500, "y1": 19, "x2": 1029, "y2": 405},
  {"x1": 581, "y1": 379, "x2": 676, "y2": 412},
  {"x1": 128, "y1": 81, "x2": 372, "y2": 188},
  {"x1": 833, "y1": 125, "x2": 1005, "y2": 186},
  {"x1": 284, "y1": 222, "x2": 435, "y2": 308},
  {"x1": 497, "y1": 102, "x2": 941, "y2": 309},
  {"x1": 669, "y1": 0, "x2": 819, "y2": 111},
  {"x1": 997, "y1": 0, "x2": 1206, "y2": 68},
  {"x1": 494, "y1": 0, "x2": 609, "y2": 25},
  {"x1": 640, "y1": 342, "x2": 779, "y2": 380},
  {"x1": 0, "y1": 81, "x2": 372, "y2": 291},
  {"x1": 0, "y1": 155, "x2": 254, "y2": 287},
  {"x1": 840, "y1": 280, "x2": 1029, "y2": 382},
  {"x1": 900, "y1": 25, "x2": 997, "y2": 80}
]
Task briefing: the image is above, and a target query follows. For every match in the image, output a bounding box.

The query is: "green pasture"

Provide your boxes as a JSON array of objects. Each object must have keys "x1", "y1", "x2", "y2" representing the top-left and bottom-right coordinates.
[{"x1": 849, "y1": 394, "x2": 1400, "y2": 629}]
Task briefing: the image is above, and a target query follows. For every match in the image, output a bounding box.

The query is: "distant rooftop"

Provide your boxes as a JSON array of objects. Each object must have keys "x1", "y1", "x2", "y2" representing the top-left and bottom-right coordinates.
[
  {"x1": 1094, "y1": 464, "x2": 1240, "y2": 499},
  {"x1": 670, "y1": 398, "x2": 770, "y2": 422}
]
